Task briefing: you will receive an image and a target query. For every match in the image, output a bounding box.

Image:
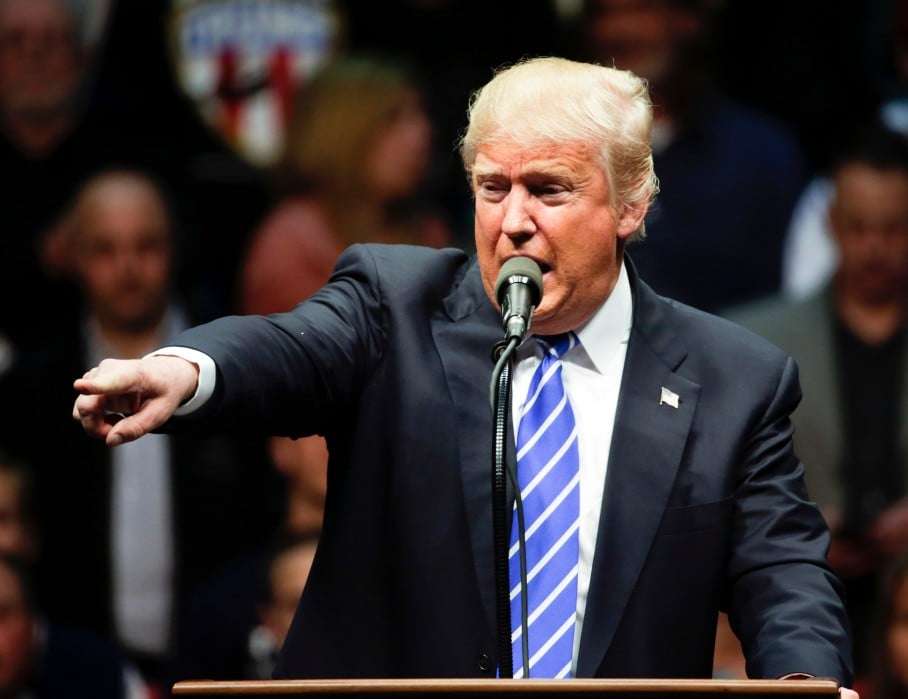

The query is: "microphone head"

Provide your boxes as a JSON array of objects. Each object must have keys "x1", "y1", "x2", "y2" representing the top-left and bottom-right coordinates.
[{"x1": 495, "y1": 257, "x2": 543, "y2": 306}]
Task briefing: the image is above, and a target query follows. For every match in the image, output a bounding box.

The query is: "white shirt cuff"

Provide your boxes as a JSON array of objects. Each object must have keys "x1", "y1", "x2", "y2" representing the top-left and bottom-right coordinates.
[{"x1": 145, "y1": 346, "x2": 217, "y2": 416}]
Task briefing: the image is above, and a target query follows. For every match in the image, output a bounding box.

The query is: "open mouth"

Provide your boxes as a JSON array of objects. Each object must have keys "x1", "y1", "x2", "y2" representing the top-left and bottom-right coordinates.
[{"x1": 538, "y1": 261, "x2": 552, "y2": 274}]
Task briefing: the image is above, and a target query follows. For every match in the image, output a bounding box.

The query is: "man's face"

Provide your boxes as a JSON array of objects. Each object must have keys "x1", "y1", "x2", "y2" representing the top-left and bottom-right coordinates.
[
  {"x1": 831, "y1": 164, "x2": 908, "y2": 306},
  {"x1": 74, "y1": 182, "x2": 172, "y2": 332},
  {"x1": 472, "y1": 140, "x2": 638, "y2": 336},
  {"x1": 586, "y1": 0, "x2": 700, "y2": 86},
  {"x1": 0, "y1": 565, "x2": 32, "y2": 694},
  {"x1": 0, "y1": 0, "x2": 80, "y2": 117}
]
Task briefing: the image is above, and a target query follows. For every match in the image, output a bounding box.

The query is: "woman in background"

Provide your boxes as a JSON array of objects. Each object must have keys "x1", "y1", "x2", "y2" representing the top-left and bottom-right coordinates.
[{"x1": 242, "y1": 57, "x2": 449, "y2": 315}]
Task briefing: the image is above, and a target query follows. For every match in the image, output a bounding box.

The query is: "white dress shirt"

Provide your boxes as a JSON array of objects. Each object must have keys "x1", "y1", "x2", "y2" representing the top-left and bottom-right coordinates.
[{"x1": 156, "y1": 263, "x2": 633, "y2": 672}]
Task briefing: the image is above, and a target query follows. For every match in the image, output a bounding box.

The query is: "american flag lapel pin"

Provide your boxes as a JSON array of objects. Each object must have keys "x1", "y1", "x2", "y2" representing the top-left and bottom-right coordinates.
[{"x1": 660, "y1": 386, "x2": 680, "y2": 409}]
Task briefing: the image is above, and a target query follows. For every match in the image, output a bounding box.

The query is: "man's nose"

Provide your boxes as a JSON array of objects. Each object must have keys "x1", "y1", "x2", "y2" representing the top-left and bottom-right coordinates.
[{"x1": 501, "y1": 188, "x2": 536, "y2": 239}]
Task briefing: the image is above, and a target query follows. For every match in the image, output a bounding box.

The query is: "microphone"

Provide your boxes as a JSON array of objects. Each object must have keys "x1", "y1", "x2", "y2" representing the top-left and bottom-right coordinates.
[{"x1": 495, "y1": 257, "x2": 543, "y2": 342}]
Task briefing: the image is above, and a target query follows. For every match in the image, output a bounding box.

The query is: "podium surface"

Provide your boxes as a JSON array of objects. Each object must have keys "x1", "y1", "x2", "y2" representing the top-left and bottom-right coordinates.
[{"x1": 172, "y1": 678, "x2": 840, "y2": 698}]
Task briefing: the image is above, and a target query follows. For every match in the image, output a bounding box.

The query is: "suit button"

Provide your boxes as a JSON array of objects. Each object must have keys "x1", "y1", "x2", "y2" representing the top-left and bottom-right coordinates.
[{"x1": 478, "y1": 653, "x2": 491, "y2": 672}]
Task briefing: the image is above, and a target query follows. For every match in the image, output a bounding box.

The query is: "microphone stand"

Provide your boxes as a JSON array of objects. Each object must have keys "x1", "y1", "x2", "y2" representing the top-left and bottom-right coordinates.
[{"x1": 489, "y1": 337, "x2": 530, "y2": 678}]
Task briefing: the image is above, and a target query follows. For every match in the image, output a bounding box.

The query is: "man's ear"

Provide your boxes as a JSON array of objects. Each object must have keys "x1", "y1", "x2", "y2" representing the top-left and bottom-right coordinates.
[{"x1": 616, "y1": 202, "x2": 648, "y2": 241}]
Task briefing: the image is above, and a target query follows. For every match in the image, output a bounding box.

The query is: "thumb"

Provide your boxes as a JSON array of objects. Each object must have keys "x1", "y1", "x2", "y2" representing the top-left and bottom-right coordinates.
[{"x1": 105, "y1": 395, "x2": 175, "y2": 447}]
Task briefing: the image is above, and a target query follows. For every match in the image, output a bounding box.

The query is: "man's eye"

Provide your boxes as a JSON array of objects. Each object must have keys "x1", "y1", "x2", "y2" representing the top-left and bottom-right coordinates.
[
  {"x1": 534, "y1": 185, "x2": 567, "y2": 198},
  {"x1": 479, "y1": 182, "x2": 508, "y2": 197}
]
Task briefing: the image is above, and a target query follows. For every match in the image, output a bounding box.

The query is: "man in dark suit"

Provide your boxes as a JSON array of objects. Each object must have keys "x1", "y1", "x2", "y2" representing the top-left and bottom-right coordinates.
[{"x1": 73, "y1": 58, "x2": 853, "y2": 684}]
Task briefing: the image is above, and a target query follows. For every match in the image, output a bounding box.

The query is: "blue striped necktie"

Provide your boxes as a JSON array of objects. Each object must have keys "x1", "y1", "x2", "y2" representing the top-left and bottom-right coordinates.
[{"x1": 510, "y1": 332, "x2": 580, "y2": 679}]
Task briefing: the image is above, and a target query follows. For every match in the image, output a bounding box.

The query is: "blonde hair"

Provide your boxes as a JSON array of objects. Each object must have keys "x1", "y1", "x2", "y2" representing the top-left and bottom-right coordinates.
[
  {"x1": 281, "y1": 59, "x2": 413, "y2": 201},
  {"x1": 460, "y1": 57, "x2": 659, "y2": 239}
]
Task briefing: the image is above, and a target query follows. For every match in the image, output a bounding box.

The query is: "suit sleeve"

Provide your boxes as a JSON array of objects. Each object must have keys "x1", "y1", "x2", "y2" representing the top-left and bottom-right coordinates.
[
  {"x1": 165, "y1": 244, "x2": 387, "y2": 437},
  {"x1": 725, "y1": 355, "x2": 853, "y2": 684}
]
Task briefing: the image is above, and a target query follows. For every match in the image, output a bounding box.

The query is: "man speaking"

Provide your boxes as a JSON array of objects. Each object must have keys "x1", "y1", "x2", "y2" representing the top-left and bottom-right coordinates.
[{"x1": 74, "y1": 58, "x2": 853, "y2": 684}]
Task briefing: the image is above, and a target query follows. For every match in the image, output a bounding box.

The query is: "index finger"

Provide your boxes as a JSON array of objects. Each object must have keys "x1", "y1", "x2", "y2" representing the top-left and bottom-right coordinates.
[{"x1": 73, "y1": 359, "x2": 142, "y2": 395}]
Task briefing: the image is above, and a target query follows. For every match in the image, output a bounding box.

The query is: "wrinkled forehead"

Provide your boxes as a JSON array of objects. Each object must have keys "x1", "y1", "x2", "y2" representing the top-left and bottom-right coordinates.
[{"x1": 472, "y1": 137, "x2": 603, "y2": 173}]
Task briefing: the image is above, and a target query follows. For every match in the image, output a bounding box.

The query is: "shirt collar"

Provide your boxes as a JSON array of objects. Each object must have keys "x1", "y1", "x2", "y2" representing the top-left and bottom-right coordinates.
[
  {"x1": 567, "y1": 262, "x2": 633, "y2": 374},
  {"x1": 521, "y1": 262, "x2": 633, "y2": 374}
]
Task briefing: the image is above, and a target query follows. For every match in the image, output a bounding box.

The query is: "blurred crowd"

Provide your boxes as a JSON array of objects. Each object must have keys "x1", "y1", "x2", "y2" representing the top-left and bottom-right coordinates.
[{"x1": 0, "y1": 0, "x2": 905, "y2": 696}]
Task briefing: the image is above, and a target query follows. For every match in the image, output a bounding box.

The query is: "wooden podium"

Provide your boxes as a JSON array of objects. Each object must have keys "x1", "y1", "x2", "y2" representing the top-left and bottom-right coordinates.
[{"x1": 172, "y1": 678, "x2": 840, "y2": 698}]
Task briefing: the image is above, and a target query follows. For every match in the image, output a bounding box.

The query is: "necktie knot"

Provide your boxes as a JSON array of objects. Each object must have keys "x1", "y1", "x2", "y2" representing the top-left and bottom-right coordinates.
[{"x1": 536, "y1": 332, "x2": 578, "y2": 362}]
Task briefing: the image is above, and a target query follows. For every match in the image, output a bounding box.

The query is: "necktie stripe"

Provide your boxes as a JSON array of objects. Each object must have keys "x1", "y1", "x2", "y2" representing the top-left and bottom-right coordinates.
[
  {"x1": 555, "y1": 660, "x2": 572, "y2": 679},
  {"x1": 518, "y1": 370, "x2": 568, "y2": 437},
  {"x1": 518, "y1": 444, "x2": 579, "y2": 523},
  {"x1": 514, "y1": 585, "x2": 577, "y2": 672},
  {"x1": 510, "y1": 517, "x2": 579, "y2": 599},
  {"x1": 518, "y1": 402, "x2": 576, "y2": 466},
  {"x1": 520, "y1": 427, "x2": 578, "y2": 501},
  {"x1": 516, "y1": 392, "x2": 568, "y2": 461},
  {"x1": 519, "y1": 474, "x2": 579, "y2": 549},
  {"x1": 519, "y1": 360, "x2": 562, "y2": 418},
  {"x1": 527, "y1": 614, "x2": 575, "y2": 673},
  {"x1": 532, "y1": 629, "x2": 575, "y2": 678},
  {"x1": 512, "y1": 565, "x2": 580, "y2": 641}
]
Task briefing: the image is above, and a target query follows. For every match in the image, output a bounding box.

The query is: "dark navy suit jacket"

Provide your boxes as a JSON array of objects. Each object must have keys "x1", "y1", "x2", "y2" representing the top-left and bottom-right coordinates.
[{"x1": 171, "y1": 244, "x2": 852, "y2": 682}]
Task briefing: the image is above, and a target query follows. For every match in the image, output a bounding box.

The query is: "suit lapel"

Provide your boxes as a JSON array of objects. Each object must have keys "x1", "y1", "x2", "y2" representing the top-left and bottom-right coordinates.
[
  {"x1": 576, "y1": 270, "x2": 700, "y2": 677},
  {"x1": 430, "y1": 260, "x2": 505, "y2": 640}
]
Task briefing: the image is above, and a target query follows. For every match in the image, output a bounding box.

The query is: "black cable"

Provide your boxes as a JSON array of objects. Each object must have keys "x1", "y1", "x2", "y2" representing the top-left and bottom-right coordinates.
[
  {"x1": 490, "y1": 338, "x2": 516, "y2": 678},
  {"x1": 489, "y1": 337, "x2": 530, "y2": 678},
  {"x1": 508, "y1": 451, "x2": 531, "y2": 677}
]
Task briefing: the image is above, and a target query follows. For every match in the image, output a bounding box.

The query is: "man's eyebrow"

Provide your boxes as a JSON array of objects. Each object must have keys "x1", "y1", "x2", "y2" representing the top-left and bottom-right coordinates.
[
  {"x1": 471, "y1": 165, "x2": 505, "y2": 179},
  {"x1": 472, "y1": 163, "x2": 579, "y2": 180}
]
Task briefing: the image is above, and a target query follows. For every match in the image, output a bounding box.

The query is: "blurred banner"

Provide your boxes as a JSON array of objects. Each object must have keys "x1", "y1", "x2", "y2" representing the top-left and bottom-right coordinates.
[{"x1": 170, "y1": 0, "x2": 340, "y2": 166}]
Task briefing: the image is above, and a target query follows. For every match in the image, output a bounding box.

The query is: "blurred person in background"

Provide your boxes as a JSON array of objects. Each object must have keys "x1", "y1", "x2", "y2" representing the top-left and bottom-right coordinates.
[
  {"x1": 581, "y1": 0, "x2": 805, "y2": 313},
  {"x1": 241, "y1": 57, "x2": 450, "y2": 315},
  {"x1": 0, "y1": 169, "x2": 280, "y2": 690},
  {"x1": 174, "y1": 448, "x2": 324, "y2": 682},
  {"x1": 871, "y1": 554, "x2": 908, "y2": 699},
  {"x1": 730, "y1": 126, "x2": 908, "y2": 677},
  {"x1": 784, "y1": 0, "x2": 908, "y2": 300},
  {"x1": 0, "y1": 455, "x2": 35, "y2": 564},
  {"x1": 0, "y1": 553, "x2": 138, "y2": 699},
  {"x1": 267, "y1": 433, "x2": 326, "y2": 538},
  {"x1": 247, "y1": 536, "x2": 317, "y2": 680},
  {"x1": 0, "y1": 0, "x2": 124, "y2": 351},
  {"x1": 0, "y1": 0, "x2": 82, "y2": 158},
  {"x1": 0, "y1": 454, "x2": 140, "y2": 699},
  {"x1": 712, "y1": 613, "x2": 746, "y2": 679}
]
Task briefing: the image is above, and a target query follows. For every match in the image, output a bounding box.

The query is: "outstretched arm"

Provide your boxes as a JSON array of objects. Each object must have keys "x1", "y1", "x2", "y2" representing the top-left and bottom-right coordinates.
[{"x1": 73, "y1": 244, "x2": 387, "y2": 444}]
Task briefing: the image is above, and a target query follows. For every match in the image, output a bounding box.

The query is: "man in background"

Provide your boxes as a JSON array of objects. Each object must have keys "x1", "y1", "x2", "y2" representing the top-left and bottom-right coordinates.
[
  {"x1": 731, "y1": 126, "x2": 908, "y2": 675},
  {"x1": 0, "y1": 0, "x2": 107, "y2": 351},
  {"x1": 0, "y1": 170, "x2": 280, "y2": 688},
  {"x1": 583, "y1": 0, "x2": 805, "y2": 312}
]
